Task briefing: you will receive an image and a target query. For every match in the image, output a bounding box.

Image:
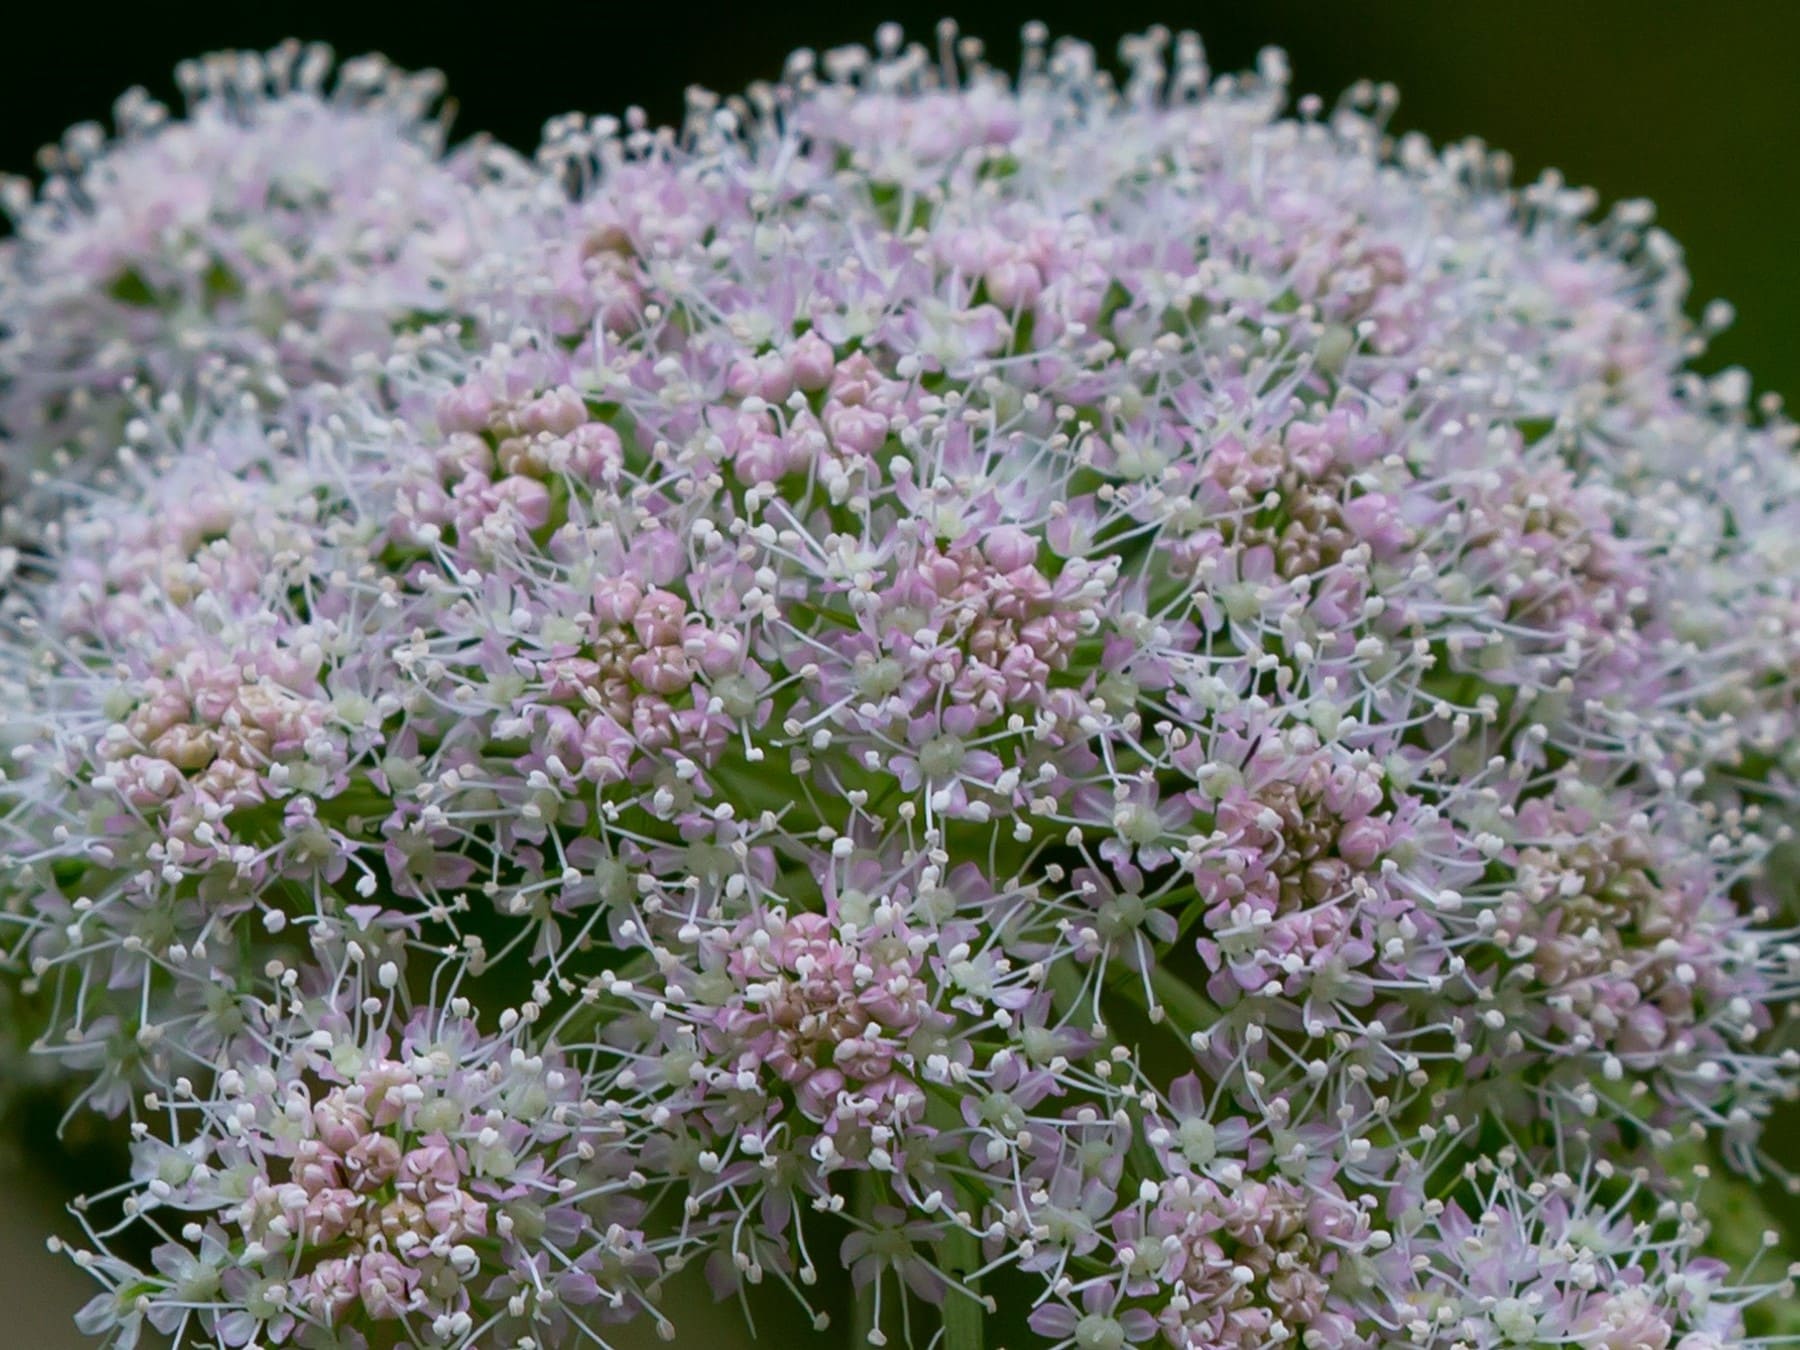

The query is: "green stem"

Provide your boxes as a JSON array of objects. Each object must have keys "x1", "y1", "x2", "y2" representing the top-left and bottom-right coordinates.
[
  {"x1": 852, "y1": 1171, "x2": 881, "y2": 1348},
  {"x1": 938, "y1": 1225, "x2": 985, "y2": 1350}
]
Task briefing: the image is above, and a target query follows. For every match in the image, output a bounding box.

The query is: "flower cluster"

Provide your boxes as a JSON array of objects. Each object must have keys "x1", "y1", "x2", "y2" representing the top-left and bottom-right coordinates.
[
  {"x1": 64, "y1": 949, "x2": 667, "y2": 1349},
  {"x1": 1391, "y1": 1149, "x2": 1793, "y2": 1350},
  {"x1": 5, "y1": 22, "x2": 1799, "y2": 1350},
  {"x1": 0, "y1": 39, "x2": 527, "y2": 529}
]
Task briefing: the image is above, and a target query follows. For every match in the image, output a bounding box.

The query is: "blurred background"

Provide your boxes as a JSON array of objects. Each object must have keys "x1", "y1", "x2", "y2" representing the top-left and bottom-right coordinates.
[{"x1": 2, "y1": 0, "x2": 1796, "y2": 1342}]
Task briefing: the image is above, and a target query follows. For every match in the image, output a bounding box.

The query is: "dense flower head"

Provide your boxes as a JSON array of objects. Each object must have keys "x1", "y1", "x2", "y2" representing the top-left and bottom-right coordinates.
[
  {"x1": 3, "y1": 21, "x2": 1799, "y2": 1350},
  {"x1": 1389, "y1": 1148, "x2": 1798, "y2": 1350},
  {"x1": 0, "y1": 39, "x2": 528, "y2": 527},
  {"x1": 61, "y1": 951, "x2": 669, "y2": 1349}
]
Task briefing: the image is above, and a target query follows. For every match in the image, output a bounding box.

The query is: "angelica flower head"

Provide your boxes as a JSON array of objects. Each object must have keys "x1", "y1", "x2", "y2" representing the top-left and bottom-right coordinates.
[
  {"x1": 1390, "y1": 1148, "x2": 1796, "y2": 1350},
  {"x1": 3, "y1": 19, "x2": 1799, "y2": 1350},
  {"x1": 64, "y1": 950, "x2": 668, "y2": 1349},
  {"x1": 0, "y1": 39, "x2": 528, "y2": 525}
]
